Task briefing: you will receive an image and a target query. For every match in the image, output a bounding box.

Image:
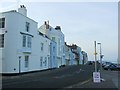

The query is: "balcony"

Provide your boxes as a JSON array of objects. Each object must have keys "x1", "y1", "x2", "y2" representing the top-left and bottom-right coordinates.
[{"x1": 22, "y1": 47, "x2": 32, "y2": 54}]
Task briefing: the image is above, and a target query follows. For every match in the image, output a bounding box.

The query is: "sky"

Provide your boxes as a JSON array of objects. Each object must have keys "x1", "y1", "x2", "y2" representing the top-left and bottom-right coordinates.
[{"x1": 0, "y1": 0, "x2": 118, "y2": 63}]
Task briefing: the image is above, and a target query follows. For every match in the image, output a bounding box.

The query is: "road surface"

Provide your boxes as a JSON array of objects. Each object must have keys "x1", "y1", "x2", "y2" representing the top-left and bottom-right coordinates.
[{"x1": 2, "y1": 64, "x2": 94, "y2": 89}]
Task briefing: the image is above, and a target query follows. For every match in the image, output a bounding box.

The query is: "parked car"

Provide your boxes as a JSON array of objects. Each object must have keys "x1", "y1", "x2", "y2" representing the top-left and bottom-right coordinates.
[
  {"x1": 88, "y1": 61, "x2": 94, "y2": 65},
  {"x1": 103, "y1": 64, "x2": 118, "y2": 71},
  {"x1": 102, "y1": 62, "x2": 112, "y2": 68},
  {"x1": 116, "y1": 64, "x2": 120, "y2": 71}
]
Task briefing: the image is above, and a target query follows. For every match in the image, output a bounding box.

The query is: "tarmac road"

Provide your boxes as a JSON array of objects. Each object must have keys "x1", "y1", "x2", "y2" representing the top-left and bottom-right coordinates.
[
  {"x1": 65, "y1": 68, "x2": 119, "y2": 90},
  {"x1": 2, "y1": 64, "x2": 94, "y2": 89}
]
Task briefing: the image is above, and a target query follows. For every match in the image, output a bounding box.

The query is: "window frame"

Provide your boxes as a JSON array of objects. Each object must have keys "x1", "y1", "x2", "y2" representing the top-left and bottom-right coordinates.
[
  {"x1": 40, "y1": 57, "x2": 43, "y2": 67},
  {"x1": 0, "y1": 18, "x2": 5, "y2": 28},
  {"x1": 41, "y1": 43, "x2": 44, "y2": 51},
  {"x1": 23, "y1": 35, "x2": 26, "y2": 47},
  {"x1": 0, "y1": 34, "x2": 4, "y2": 48},
  {"x1": 27, "y1": 36, "x2": 32, "y2": 48},
  {"x1": 22, "y1": 35, "x2": 32, "y2": 48},
  {"x1": 44, "y1": 57, "x2": 47, "y2": 66},
  {"x1": 25, "y1": 56, "x2": 29, "y2": 68},
  {"x1": 26, "y1": 22, "x2": 30, "y2": 32}
]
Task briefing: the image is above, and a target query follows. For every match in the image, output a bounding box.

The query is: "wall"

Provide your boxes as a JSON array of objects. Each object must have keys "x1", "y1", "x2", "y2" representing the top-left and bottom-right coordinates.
[
  {"x1": 1, "y1": 11, "x2": 52, "y2": 73},
  {"x1": 50, "y1": 41, "x2": 57, "y2": 68},
  {"x1": 39, "y1": 24, "x2": 65, "y2": 68}
]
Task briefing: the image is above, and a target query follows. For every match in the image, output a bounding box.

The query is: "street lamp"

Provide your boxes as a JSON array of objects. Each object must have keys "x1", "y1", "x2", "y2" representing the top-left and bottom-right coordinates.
[
  {"x1": 97, "y1": 43, "x2": 102, "y2": 73},
  {"x1": 97, "y1": 43, "x2": 104, "y2": 81}
]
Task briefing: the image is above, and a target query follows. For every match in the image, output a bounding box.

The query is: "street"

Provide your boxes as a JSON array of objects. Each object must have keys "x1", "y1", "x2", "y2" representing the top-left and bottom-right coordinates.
[
  {"x1": 65, "y1": 70, "x2": 119, "y2": 89},
  {"x1": 2, "y1": 64, "x2": 94, "y2": 89},
  {"x1": 2, "y1": 63, "x2": 119, "y2": 90}
]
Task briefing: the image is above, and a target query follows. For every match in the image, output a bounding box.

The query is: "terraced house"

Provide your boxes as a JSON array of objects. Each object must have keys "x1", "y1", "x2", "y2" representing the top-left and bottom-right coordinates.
[
  {"x1": 39, "y1": 21, "x2": 65, "y2": 68},
  {"x1": 0, "y1": 5, "x2": 88, "y2": 74},
  {"x1": 0, "y1": 5, "x2": 57, "y2": 74}
]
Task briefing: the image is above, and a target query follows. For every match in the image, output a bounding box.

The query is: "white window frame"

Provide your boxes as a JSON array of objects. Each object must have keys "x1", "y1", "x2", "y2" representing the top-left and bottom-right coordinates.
[{"x1": 22, "y1": 35, "x2": 32, "y2": 48}]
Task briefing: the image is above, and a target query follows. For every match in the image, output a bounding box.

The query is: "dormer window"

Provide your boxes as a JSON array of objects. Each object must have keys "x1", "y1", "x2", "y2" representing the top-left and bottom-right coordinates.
[{"x1": 26, "y1": 22, "x2": 30, "y2": 32}]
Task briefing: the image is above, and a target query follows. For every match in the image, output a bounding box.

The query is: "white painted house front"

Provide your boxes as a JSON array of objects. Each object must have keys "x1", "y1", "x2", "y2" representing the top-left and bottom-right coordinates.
[
  {"x1": 0, "y1": 5, "x2": 56, "y2": 74},
  {"x1": 0, "y1": 5, "x2": 88, "y2": 74},
  {"x1": 39, "y1": 21, "x2": 65, "y2": 68},
  {"x1": 81, "y1": 51, "x2": 88, "y2": 64}
]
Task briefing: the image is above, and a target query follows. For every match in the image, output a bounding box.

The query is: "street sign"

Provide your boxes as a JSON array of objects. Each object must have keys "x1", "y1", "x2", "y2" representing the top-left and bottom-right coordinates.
[{"x1": 93, "y1": 72, "x2": 101, "y2": 83}]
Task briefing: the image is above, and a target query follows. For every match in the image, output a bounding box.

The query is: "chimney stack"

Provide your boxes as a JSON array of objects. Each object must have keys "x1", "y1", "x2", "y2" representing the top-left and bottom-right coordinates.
[
  {"x1": 55, "y1": 26, "x2": 61, "y2": 31},
  {"x1": 18, "y1": 5, "x2": 27, "y2": 16},
  {"x1": 44, "y1": 21, "x2": 49, "y2": 29}
]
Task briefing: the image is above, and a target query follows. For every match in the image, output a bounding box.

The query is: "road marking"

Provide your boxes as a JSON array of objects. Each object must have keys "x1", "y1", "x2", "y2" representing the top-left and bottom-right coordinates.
[
  {"x1": 62, "y1": 77, "x2": 92, "y2": 89},
  {"x1": 79, "y1": 78, "x2": 91, "y2": 86}
]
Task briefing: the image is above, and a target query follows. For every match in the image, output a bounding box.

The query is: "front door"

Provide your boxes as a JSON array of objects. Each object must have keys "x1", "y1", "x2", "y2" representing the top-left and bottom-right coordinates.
[{"x1": 18, "y1": 56, "x2": 21, "y2": 73}]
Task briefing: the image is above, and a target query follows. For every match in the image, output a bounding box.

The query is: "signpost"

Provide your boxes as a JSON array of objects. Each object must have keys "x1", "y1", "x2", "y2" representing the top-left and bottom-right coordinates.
[
  {"x1": 94, "y1": 41, "x2": 97, "y2": 72},
  {"x1": 93, "y1": 72, "x2": 101, "y2": 83},
  {"x1": 93, "y1": 41, "x2": 101, "y2": 83}
]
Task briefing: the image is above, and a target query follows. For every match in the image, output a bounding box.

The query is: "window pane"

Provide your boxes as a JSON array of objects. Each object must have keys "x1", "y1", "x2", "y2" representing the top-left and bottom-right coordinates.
[
  {"x1": 41, "y1": 43, "x2": 44, "y2": 51},
  {"x1": 23, "y1": 35, "x2": 26, "y2": 47},
  {"x1": 40, "y1": 57, "x2": 43, "y2": 67},
  {"x1": 45, "y1": 57, "x2": 47, "y2": 66},
  {"x1": 25, "y1": 56, "x2": 29, "y2": 68},
  {"x1": 52, "y1": 37, "x2": 55, "y2": 41},
  {"x1": 2, "y1": 18, "x2": 5, "y2": 21},
  {"x1": 2, "y1": 22, "x2": 5, "y2": 28},
  {"x1": 0, "y1": 34, "x2": 4, "y2": 48},
  {"x1": 0, "y1": 22, "x2": 2, "y2": 28},
  {"x1": 0, "y1": 18, "x2": 5, "y2": 28},
  {"x1": 27, "y1": 36, "x2": 32, "y2": 48},
  {"x1": 26, "y1": 22, "x2": 30, "y2": 32}
]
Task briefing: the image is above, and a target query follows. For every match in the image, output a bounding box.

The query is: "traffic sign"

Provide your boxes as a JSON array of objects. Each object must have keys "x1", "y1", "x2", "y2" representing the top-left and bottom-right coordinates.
[{"x1": 93, "y1": 72, "x2": 101, "y2": 83}]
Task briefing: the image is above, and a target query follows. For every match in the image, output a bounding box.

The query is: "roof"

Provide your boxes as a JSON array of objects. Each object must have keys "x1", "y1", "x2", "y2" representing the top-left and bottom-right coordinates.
[{"x1": 0, "y1": 10, "x2": 38, "y2": 23}]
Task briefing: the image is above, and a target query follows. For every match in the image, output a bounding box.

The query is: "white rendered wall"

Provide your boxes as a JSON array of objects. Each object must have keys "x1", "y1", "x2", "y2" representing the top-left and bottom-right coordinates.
[
  {"x1": 1, "y1": 12, "x2": 20, "y2": 73},
  {"x1": 1, "y1": 11, "x2": 51, "y2": 73},
  {"x1": 39, "y1": 25, "x2": 65, "y2": 68}
]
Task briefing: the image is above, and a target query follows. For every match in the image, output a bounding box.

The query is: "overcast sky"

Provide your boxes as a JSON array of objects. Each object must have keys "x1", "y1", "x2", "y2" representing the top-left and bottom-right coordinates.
[{"x1": 0, "y1": 1, "x2": 118, "y2": 63}]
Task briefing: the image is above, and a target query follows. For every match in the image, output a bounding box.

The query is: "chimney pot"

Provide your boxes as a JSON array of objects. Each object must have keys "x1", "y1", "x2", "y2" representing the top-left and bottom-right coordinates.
[{"x1": 18, "y1": 5, "x2": 27, "y2": 16}]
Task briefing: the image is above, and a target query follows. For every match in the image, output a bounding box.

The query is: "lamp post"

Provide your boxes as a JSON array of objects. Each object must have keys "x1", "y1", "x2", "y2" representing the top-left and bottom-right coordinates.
[
  {"x1": 97, "y1": 43, "x2": 105, "y2": 81},
  {"x1": 97, "y1": 43, "x2": 102, "y2": 73},
  {"x1": 94, "y1": 41, "x2": 97, "y2": 72}
]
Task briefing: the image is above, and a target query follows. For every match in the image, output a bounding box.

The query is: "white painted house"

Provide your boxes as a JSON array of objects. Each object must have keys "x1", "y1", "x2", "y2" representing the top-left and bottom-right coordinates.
[
  {"x1": 81, "y1": 51, "x2": 88, "y2": 64},
  {"x1": 76, "y1": 46, "x2": 83, "y2": 65},
  {"x1": 39, "y1": 21, "x2": 65, "y2": 68},
  {"x1": 65, "y1": 42, "x2": 76, "y2": 65},
  {"x1": 0, "y1": 5, "x2": 57, "y2": 74},
  {"x1": 0, "y1": 5, "x2": 88, "y2": 74}
]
